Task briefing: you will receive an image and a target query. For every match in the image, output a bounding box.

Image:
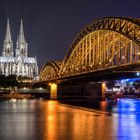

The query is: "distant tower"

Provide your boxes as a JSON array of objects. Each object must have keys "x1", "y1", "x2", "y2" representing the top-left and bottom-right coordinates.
[
  {"x1": 2, "y1": 19, "x2": 13, "y2": 56},
  {"x1": 16, "y1": 19, "x2": 28, "y2": 57}
]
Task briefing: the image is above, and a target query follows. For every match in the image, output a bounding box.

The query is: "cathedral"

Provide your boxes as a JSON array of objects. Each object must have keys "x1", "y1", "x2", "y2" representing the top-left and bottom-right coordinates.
[{"x1": 0, "y1": 19, "x2": 38, "y2": 79}]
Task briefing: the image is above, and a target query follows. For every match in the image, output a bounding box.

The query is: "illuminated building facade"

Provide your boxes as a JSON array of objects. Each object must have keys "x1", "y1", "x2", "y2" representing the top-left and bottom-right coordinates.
[{"x1": 0, "y1": 19, "x2": 38, "y2": 78}]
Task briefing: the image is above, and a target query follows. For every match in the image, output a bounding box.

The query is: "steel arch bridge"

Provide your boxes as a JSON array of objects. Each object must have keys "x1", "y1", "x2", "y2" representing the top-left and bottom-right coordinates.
[
  {"x1": 40, "y1": 61, "x2": 62, "y2": 81},
  {"x1": 40, "y1": 17, "x2": 140, "y2": 81}
]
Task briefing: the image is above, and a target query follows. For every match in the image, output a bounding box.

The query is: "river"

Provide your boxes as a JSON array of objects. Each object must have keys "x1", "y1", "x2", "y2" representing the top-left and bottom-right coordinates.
[{"x1": 0, "y1": 99, "x2": 140, "y2": 140}]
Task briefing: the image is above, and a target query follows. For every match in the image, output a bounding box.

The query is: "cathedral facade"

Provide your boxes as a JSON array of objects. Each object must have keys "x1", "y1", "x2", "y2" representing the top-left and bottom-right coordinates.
[{"x1": 0, "y1": 19, "x2": 38, "y2": 79}]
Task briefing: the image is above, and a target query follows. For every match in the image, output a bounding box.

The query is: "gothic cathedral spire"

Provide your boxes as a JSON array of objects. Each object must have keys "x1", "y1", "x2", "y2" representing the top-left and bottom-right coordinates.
[
  {"x1": 2, "y1": 19, "x2": 13, "y2": 56},
  {"x1": 16, "y1": 19, "x2": 28, "y2": 57}
]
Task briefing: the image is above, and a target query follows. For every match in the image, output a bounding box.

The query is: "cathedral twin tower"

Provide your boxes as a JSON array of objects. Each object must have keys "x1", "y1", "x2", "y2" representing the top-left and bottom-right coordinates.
[{"x1": 0, "y1": 19, "x2": 38, "y2": 78}]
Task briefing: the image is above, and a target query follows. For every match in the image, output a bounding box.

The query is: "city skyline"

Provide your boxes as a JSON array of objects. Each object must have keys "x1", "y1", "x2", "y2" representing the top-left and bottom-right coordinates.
[{"x1": 0, "y1": 0, "x2": 139, "y2": 70}]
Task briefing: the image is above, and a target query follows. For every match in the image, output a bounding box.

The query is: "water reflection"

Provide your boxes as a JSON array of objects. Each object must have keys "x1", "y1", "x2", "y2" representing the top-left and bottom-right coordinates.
[
  {"x1": 1, "y1": 99, "x2": 140, "y2": 140},
  {"x1": 115, "y1": 99, "x2": 140, "y2": 140},
  {"x1": 0, "y1": 99, "x2": 38, "y2": 140},
  {"x1": 41, "y1": 101, "x2": 112, "y2": 140},
  {"x1": 117, "y1": 114, "x2": 140, "y2": 140},
  {"x1": 117, "y1": 99, "x2": 140, "y2": 113}
]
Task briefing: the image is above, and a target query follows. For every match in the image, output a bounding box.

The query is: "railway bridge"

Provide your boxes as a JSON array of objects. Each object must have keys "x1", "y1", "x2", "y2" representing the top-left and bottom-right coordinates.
[{"x1": 39, "y1": 17, "x2": 140, "y2": 100}]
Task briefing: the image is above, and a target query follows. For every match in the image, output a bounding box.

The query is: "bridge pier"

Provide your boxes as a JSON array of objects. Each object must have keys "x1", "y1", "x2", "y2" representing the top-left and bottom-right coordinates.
[
  {"x1": 50, "y1": 83, "x2": 57, "y2": 99},
  {"x1": 102, "y1": 82, "x2": 106, "y2": 100},
  {"x1": 49, "y1": 81, "x2": 105, "y2": 100}
]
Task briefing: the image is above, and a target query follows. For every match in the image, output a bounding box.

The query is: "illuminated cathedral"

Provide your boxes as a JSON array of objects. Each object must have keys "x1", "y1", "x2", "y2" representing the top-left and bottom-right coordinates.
[{"x1": 0, "y1": 19, "x2": 38, "y2": 79}]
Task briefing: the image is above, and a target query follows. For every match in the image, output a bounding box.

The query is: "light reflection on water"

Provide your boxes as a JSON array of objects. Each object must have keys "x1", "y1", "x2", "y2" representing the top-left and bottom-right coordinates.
[
  {"x1": 114, "y1": 98, "x2": 140, "y2": 113},
  {"x1": 0, "y1": 99, "x2": 38, "y2": 140},
  {"x1": 117, "y1": 115, "x2": 140, "y2": 140},
  {"x1": 114, "y1": 99, "x2": 140, "y2": 140},
  {"x1": 0, "y1": 99, "x2": 140, "y2": 140}
]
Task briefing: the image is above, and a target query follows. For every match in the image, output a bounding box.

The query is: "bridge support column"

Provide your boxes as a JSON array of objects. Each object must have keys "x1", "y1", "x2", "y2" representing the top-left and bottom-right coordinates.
[
  {"x1": 101, "y1": 82, "x2": 106, "y2": 100},
  {"x1": 50, "y1": 83, "x2": 57, "y2": 99}
]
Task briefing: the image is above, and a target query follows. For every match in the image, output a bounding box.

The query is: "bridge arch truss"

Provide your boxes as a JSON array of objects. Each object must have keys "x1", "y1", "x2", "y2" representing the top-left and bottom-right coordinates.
[
  {"x1": 60, "y1": 17, "x2": 140, "y2": 77},
  {"x1": 40, "y1": 61, "x2": 62, "y2": 81}
]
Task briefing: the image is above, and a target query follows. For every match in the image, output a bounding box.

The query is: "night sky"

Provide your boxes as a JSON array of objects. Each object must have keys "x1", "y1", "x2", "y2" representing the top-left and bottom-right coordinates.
[{"x1": 0, "y1": 0, "x2": 139, "y2": 71}]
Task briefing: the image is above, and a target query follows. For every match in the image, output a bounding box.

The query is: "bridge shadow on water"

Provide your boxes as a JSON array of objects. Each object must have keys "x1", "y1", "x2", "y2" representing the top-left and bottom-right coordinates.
[
  {"x1": 59, "y1": 98, "x2": 140, "y2": 114},
  {"x1": 59, "y1": 99, "x2": 106, "y2": 111}
]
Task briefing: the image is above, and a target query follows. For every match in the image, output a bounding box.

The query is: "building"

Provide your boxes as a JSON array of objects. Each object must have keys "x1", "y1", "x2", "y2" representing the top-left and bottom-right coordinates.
[{"x1": 0, "y1": 19, "x2": 38, "y2": 79}]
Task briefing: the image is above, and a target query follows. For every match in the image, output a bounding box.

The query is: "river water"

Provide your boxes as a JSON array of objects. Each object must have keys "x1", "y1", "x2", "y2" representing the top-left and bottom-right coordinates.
[{"x1": 0, "y1": 99, "x2": 140, "y2": 140}]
